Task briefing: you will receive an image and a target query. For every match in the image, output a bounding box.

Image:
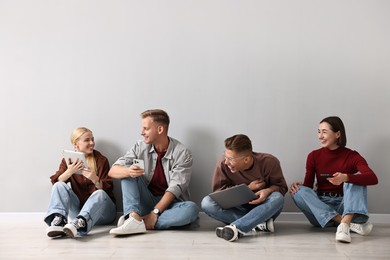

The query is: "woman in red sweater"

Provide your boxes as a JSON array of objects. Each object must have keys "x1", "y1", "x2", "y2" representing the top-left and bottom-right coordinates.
[{"x1": 290, "y1": 116, "x2": 378, "y2": 243}]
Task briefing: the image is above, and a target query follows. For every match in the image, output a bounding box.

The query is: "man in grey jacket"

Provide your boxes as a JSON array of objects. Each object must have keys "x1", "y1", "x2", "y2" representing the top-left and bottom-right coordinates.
[{"x1": 109, "y1": 109, "x2": 199, "y2": 236}]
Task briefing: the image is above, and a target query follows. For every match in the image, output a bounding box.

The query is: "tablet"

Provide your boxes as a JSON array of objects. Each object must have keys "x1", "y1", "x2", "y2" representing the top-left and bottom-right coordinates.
[
  {"x1": 209, "y1": 184, "x2": 257, "y2": 209},
  {"x1": 62, "y1": 150, "x2": 88, "y2": 174}
]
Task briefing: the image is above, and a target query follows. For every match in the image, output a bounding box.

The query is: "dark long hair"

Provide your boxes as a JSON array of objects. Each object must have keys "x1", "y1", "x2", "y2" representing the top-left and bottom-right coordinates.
[{"x1": 320, "y1": 116, "x2": 347, "y2": 147}]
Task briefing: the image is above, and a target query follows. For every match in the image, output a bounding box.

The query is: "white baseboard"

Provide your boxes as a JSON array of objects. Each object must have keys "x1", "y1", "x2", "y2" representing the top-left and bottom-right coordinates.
[{"x1": 0, "y1": 212, "x2": 389, "y2": 224}]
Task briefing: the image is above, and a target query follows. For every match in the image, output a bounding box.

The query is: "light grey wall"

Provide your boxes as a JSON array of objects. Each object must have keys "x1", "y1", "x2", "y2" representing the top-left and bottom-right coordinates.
[{"x1": 1, "y1": 0, "x2": 389, "y2": 213}]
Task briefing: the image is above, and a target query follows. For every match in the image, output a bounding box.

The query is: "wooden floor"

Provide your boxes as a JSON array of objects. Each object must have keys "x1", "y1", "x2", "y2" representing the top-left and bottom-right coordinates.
[{"x1": 0, "y1": 213, "x2": 389, "y2": 259}]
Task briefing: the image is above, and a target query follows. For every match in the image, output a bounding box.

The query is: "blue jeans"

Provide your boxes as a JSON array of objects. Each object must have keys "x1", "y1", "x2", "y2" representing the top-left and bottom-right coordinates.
[
  {"x1": 44, "y1": 182, "x2": 116, "y2": 235},
  {"x1": 291, "y1": 183, "x2": 369, "y2": 227},
  {"x1": 201, "y1": 192, "x2": 284, "y2": 233},
  {"x1": 121, "y1": 177, "x2": 199, "y2": 229}
]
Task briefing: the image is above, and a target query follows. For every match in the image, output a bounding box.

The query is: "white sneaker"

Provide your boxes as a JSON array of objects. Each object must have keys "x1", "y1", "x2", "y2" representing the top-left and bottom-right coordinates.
[
  {"x1": 117, "y1": 215, "x2": 125, "y2": 227},
  {"x1": 254, "y1": 218, "x2": 274, "y2": 233},
  {"x1": 336, "y1": 223, "x2": 351, "y2": 243},
  {"x1": 109, "y1": 215, "x2": 146, "y2": 236},
  {"x1": 350, "y1": 222, "x2": 373, "y2": 236}
]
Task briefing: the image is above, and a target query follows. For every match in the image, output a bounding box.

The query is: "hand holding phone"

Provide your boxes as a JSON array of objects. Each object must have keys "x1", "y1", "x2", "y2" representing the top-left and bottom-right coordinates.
[{"x1": 133, "y1": 159, "x2": 144, "y2": 170}]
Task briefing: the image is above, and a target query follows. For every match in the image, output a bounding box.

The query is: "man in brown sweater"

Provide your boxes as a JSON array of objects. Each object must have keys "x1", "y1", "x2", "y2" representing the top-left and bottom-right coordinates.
[{"x1": 201, "y1": 134, "x2": 288, "y2": 242}]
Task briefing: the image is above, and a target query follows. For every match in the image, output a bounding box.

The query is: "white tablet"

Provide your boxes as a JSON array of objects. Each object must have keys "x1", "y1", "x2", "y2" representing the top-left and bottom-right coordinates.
[{"x1": 62, "y1": 150, "x2": 88, "y2": 174}]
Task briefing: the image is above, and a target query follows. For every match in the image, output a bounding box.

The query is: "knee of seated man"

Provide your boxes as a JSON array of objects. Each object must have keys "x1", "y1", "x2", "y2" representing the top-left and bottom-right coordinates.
[
  {"x1": 267, "y1": 191, "x2": 284, "y2": 203},
  {"x1": 200, "y1": 196, "x2": 214, "y2": 211},
  {"x1": 183, "y1": 201, "x2": 199, "y2": 213},
  {"x1": 271, "y1": 191, "x2": 283, "y2": 199},
  {"x1": 185, "y1": 202, "x2": 200, "y2": 221}
]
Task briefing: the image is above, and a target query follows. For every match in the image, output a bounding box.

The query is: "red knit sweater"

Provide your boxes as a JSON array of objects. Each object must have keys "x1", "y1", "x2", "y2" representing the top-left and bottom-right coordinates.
[{"x1": 303, "y1": 147, "x2": 378, "y2": 194}]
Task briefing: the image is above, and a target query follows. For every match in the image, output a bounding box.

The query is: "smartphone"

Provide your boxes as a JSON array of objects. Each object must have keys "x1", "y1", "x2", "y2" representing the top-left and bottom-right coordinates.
[
  {"x1": 320, "y1": 173, "x2": 333, "y2": 177},
  {"x1": 133, "y1": 159, "x2": 145, "y2": 170}
]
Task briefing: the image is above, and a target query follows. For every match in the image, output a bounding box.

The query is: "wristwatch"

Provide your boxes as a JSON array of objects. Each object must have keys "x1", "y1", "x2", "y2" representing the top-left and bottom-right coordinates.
[{"x1": 152, "y1": 208, "x2": 161, "y2": 216}]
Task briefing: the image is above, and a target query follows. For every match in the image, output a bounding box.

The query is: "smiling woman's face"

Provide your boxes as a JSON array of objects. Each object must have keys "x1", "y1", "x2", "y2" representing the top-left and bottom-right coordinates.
[
  {"x1": 318, "y1": 122, "x2": 340, "y2": 150},
  {"x1": 74, "y1": 131, "x2": 95, "y2": 155}
]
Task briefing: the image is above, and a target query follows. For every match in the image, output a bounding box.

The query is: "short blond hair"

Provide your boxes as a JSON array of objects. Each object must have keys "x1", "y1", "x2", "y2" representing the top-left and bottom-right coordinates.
[{"x1": 141, "y1": 109, "x2": 170, "y2": 129}]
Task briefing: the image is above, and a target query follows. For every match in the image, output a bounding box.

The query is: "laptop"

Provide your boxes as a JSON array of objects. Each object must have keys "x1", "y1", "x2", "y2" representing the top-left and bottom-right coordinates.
[{"x1": 209, "y1": 184, "x2": 257, "y2": 209}]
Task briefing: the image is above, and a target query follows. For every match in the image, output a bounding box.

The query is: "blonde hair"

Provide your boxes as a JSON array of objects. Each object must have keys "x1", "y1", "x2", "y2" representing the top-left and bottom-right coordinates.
[
  {"x1": 70, "y1": 127, "x2": 97, "y2": 173},
  {"x1": 141, "y1": 109, "x2": 170, "y2": 129}
]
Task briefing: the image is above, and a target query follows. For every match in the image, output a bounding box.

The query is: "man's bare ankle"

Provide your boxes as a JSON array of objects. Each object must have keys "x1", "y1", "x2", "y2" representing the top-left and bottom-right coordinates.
[{"x1": 130, "y1": 212, "x2": 142, "y2": 221}]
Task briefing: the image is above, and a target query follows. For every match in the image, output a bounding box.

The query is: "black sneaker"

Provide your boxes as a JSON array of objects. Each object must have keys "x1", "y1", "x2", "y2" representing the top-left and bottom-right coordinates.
[
  {"x1": 63, "y1": 217, "x2": 86, "y2": 238},
  {"x1": 46, "y1": 214, "x2": 67, "y2": 238},
  {"x1": 253, "y1": 218, "x2": 274, "y2": 233}
]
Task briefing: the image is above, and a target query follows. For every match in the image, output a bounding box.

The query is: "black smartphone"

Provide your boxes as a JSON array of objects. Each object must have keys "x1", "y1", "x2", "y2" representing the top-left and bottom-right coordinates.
[{"x1": 320, "y1": 173, "x2": 333, "y2": 177}]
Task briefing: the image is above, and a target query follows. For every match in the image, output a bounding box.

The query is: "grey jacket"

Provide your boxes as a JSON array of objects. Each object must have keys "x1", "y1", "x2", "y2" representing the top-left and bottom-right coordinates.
[{"x1": 114, "y1": 137, "x2": 193, "y2": 201}]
